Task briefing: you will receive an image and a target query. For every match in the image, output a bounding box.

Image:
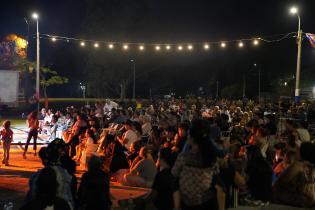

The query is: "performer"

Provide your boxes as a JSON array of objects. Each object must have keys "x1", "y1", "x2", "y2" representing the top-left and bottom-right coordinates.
[
  {"x1": 0, "y1": 120, "x2": 13, "y2": 166},
  {"x1": 23, "y1": 111, "x2": 39, "y2": 159}
]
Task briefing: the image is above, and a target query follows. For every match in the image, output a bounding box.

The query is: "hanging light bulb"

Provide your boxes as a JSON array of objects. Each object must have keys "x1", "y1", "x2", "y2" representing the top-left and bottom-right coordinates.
[
  {"x1": 94, "y1": 43, "x2": 99, "y2": 48},
  {"x1": 108, "y1": 44, "x2": 114, "y2": 49},
  {"x1": 253, "y1": 39, "x2": 259, "y2": 46},
  {"x1": 80, "y1": 42, "x2": 85, "y2": 47},
  {"x1": 221, "y1": 42, "x2": 226, "y2": 48},
  {"x1": 204, "y1": 44, "x2": 210, "y2": 50}
]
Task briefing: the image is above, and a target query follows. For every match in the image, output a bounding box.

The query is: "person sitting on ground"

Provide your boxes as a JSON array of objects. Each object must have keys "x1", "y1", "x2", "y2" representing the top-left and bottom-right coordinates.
[
  {"x1": 81, "y1": 129, "x2": 98, "y2": 170},
  {"x1": 122, "y1": 146, "x2": 157, "y2": 188},
  {"x1": 20, "y1": 167, "x2": 71, "y2": 210},
  {"x1": 127, "y1": 140, "x2": 142, "y2": 166},
  {"x1": 73, "y1": 132, "x2": 86, "y2": 162},
  {"x1": 273, "y1": 142, "x2": 315, "y2": 208},
  {"x1": 78, "y1": 155, "x2": 112, "y2": 210}
]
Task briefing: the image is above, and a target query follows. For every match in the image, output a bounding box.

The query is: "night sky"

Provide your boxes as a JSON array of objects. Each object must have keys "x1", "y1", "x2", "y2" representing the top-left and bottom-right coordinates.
[{"x1": 1, "y1": 0, "x2": 315, "y2": 98}]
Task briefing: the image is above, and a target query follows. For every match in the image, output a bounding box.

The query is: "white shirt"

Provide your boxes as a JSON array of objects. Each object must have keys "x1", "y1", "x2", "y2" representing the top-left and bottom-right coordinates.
[
  {"x1": 297, "y1": 128, "x2": 311, "y2": 142},
  {"x1": 123, "y1": 129, "x2": 138, "y2": 149}
]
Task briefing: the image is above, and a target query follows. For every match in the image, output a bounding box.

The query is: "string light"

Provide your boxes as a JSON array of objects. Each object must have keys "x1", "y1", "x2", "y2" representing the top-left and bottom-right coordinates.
[
  {"x1": 253, "y1": 39, "x2": 259, "y2": 45},
  {"x1": 123, "y1": 44, "x2": 129, "y2": 50},
  {"x1": 40, "y1": 32, "x2": 296, "y2": 52},
  {"x1": 108, "y1": 44, "x2": 114, "y2": 49}
]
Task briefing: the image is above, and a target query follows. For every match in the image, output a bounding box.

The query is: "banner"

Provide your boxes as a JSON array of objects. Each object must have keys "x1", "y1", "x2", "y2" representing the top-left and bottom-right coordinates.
[{"x1": 306, "y1": 33, "x2": 315, "y2": 48}]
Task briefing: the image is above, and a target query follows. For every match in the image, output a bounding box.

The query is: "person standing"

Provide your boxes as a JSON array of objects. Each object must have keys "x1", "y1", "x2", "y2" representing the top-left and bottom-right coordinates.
[
  {"x1": 0, "y1": 120, "x2": 13, "y2": 166},
  {"x1": 24, "y1": 111, "x2": 39, "y2": 158}
]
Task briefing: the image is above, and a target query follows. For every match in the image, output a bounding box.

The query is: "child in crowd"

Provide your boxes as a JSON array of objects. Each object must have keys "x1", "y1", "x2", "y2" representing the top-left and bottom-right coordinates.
[{"x1": 0, "y1": 120, "x2": 13, "y2": 166}]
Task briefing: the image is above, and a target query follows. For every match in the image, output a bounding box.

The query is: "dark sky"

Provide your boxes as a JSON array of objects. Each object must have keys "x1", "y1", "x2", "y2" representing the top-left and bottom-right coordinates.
[{"x1": 0, "y1": 0, "x2": 315, "y2": 98}]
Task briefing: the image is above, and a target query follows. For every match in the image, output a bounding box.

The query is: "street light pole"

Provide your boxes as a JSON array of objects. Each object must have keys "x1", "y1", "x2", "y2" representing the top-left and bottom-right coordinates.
[
  {"x1": 80, "y1": 82, "x2": 87, "y2": 106},
  {"x1": 290, "y1": 7, "x2": 302, "y2": 103},
  {"x1": 216, "y1": 80, "x2": 219, "y2": 98},
  {"x1": 32, "y1": 13, "x2": 40, "y2": 113},
  {"x1": 254, "y1": 63, "x2": 261, "y2": 103},
  {"x1": 131, "y1": 60, "x2": 136, "y2": 99},
  {"x1": 242, "y1": 74, "x2": 246, "y2": 98},
  {"x1": 258, "y1": 67, "x2": 261, "y2": 103}
]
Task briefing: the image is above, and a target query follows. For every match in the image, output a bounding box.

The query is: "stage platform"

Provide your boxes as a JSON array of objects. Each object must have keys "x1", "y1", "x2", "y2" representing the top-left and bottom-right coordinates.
[{"x1": 10, "y1": 125, "x2": 51, "y2": 145}]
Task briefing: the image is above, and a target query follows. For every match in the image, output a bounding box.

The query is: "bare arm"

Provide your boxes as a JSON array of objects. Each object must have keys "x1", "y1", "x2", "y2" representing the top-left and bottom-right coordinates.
[
  {"x1": 173, "y1": 190, "x2": 181, "y2": 210},
  {"x1": 234, "y1": 171, "x2": 245, "y2": 187},
  {"x1": 216, "y1": 185, "x2": 226, "y2": 210}
]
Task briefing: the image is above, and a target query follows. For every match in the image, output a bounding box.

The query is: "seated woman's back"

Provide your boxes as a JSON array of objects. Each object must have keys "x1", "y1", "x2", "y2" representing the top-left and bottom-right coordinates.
[
  {"x1": 273, "y1": 142, "x2": 315, "y2": 208},
  {"x1": 78, "y1": 155, "x2": 112, "y2": 210},
  {"x1": 21, "y1": 167, "x2": 71, "y2": 210}
]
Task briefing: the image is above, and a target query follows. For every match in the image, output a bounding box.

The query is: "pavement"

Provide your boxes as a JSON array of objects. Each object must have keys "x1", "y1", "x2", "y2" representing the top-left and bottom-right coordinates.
[{"x1": 0, "y1": 146, "x2": 312, "y2": 210}]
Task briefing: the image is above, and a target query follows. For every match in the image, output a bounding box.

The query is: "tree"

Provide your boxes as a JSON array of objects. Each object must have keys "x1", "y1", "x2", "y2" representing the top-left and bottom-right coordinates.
[
  {"x1": 12, "y1": 55, "x2": 68, "y2": 100},
  {"x1": 40, "y1": 66, "x2": 68, "y2": 99}
]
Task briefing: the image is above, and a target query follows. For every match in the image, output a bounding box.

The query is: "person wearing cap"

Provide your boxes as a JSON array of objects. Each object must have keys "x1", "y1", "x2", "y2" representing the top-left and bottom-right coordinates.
[{"x1": 117, "y1": 120, "x2": 138, "y2": 150}]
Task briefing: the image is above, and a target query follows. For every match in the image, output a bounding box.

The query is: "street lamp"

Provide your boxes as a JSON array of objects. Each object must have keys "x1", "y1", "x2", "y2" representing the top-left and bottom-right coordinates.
[
  {"x1": 130, "y1": 60, "x2": 136, "y2": 99},
  {"x1": 290, "y1": 6, "x2": 302, "y2": 103},
  {"x1": 32, "y1": 12, "x2": 40, "y2": 113}
]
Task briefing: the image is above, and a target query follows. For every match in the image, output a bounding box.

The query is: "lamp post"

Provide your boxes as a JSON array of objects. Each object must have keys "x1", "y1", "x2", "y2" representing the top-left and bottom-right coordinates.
[
  {"x1": 130, "y1": 59, "x2": 136, "y2": 99},
  {"x1": 80, "y1": 82, "x2": 87, "y2": 105},
  {"x1": 32, "y1": 13, "x2": 40, "y2": 113},
  {"x1": 254, "y1": 63, "x2": 261, "y2": 103},
  {"x1": 290, "y1": 7, "x2": 302, "y2": 103}
]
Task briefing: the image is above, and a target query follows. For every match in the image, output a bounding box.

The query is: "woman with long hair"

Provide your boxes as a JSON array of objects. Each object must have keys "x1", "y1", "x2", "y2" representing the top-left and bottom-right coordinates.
[
  {"x1": 172, "y1": 119, "x2": 223, "y2": 210},
  {"x1": 23, "y1": 111, "x2": 39, "y2": 158}
]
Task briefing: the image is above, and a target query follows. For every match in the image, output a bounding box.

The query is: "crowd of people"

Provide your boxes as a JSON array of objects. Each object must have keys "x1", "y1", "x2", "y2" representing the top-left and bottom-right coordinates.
[{"x1": 2, "y1": 97, "x2": 315, "y2": 210}]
